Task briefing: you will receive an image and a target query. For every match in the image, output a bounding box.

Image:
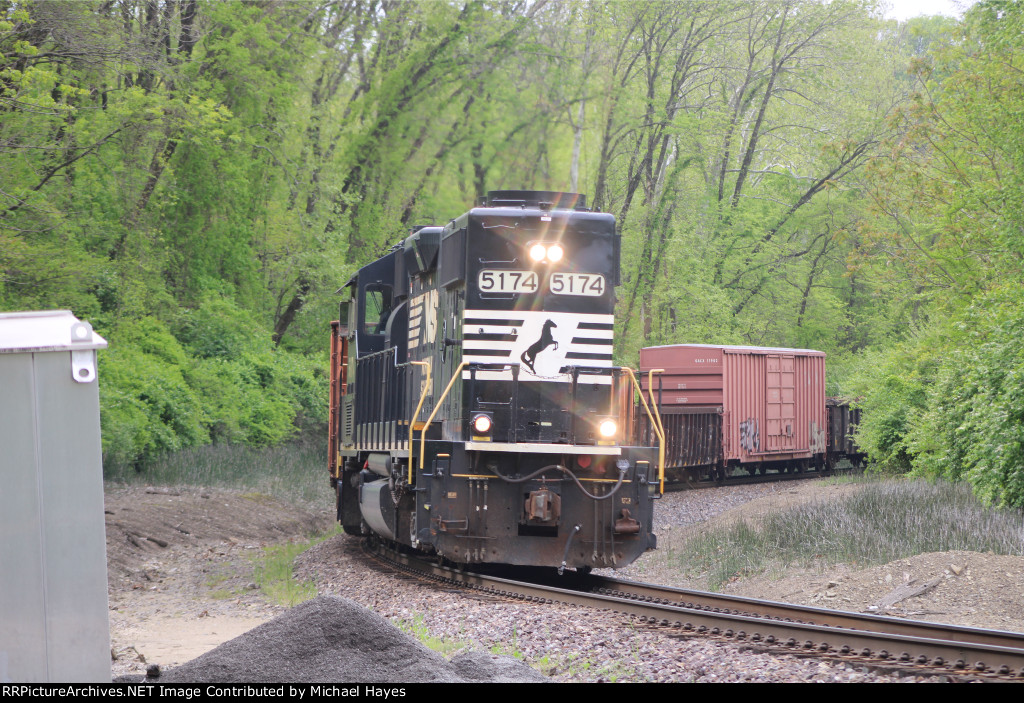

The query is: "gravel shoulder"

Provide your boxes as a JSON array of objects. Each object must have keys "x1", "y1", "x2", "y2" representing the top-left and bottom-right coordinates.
[{"x1": 105, "y1": 479, "x2": 1024, "y2": 682}]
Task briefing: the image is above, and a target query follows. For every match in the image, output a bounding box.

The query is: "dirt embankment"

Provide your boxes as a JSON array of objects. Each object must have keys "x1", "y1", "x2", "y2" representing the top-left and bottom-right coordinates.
[{"x1": 105, "y1": 486, "x2": 332, "y2": 674}]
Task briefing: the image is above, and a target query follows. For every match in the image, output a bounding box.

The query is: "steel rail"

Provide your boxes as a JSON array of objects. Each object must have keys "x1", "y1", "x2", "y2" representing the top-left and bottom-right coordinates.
[
  {"x1": 589, "y1": 574, "x2": 1024, "y2": 654},
  {"x1": 365, "y1": 540, "x2": 1024, "y2": 680}
]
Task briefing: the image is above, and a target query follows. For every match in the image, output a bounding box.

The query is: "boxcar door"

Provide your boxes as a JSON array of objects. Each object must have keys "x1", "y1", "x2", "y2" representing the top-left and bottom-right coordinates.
[{"x1": 765, "y1": 354, "x2": 796, "y2": 452}]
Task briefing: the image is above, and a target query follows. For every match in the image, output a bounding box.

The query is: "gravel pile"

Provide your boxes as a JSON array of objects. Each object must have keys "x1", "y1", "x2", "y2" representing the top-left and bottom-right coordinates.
[{"x1": 148, "y1": 596, "x2": 543, "y2": 683}]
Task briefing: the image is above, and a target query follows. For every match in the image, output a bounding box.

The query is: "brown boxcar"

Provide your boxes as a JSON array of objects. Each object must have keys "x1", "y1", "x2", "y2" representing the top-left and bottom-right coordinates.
[
  {"x1": 826, "y1": 397, "x2": 865, "y2": 469},
  {"x1": 639, "y1": 344, "x2": 828, "y2": 479}
]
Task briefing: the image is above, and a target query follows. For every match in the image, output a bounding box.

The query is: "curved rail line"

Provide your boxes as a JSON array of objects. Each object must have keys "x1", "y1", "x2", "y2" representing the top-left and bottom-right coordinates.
[
  {"x1": 364, "y1": 539, "x2": 1024, "y2": 681},
  {"x1": 666, "y1": 462, "x2": 863, "y2": 491}
]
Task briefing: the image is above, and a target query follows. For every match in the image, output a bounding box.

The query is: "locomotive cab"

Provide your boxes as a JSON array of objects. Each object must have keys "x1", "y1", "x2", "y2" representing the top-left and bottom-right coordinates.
[{"x1": 329, "y1": 192, "x2": 660, "y2": 570}]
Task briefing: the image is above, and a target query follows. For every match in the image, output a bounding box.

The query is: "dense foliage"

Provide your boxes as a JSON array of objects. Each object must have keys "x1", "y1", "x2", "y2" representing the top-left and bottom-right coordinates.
[
  {"x1": 2, "y1": 0, "x2": 1023, "y2": 504},
  {"x1": 848, "y1": 1, "x2": 1024, "y2": 506}
]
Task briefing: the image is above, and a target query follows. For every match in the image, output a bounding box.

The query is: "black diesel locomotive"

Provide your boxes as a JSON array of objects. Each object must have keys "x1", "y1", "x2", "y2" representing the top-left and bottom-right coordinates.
[{"x1": 328, "y1": 191, "x2": 661, "y2": 571}]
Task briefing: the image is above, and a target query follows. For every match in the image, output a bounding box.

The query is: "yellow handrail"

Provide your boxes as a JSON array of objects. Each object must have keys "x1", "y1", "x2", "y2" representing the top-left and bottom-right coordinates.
[
  {"x1": 407, "y1": 360, "x2": 430, "y2": 483},
  {"x1": 625, "y1": 368, "x2": 665, "y2": 494},
  {"x1": 419, "y1": 360, "x2": 469, "y2": 470},
  {"x1": 647, "y1": 368, "x2": 667, "y2": 493}
]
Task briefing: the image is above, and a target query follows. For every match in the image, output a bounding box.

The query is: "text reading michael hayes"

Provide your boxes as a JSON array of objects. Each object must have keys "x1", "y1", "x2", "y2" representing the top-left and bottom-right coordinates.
[{"x1": 2, "y1": 685, "x2": 407, "y2": 698}]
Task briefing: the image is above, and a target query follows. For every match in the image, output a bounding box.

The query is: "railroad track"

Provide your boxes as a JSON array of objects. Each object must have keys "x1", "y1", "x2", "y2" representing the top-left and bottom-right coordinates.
[
  {"x1": 365, "y1": 539, "x2": 1024, "y2": 681},
  {"x1": 665, "y1": 463, "x2": 863, "y2": 491}
]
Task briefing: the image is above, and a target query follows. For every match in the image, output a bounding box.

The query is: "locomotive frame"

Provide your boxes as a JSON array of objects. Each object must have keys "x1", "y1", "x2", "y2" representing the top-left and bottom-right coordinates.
[{"x1": 328, "y1": 191, "x2": 662, "y2": 571}]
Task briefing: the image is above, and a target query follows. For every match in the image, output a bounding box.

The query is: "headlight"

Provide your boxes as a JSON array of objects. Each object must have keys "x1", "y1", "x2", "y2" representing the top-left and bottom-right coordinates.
[
  {"x1": 598, "y1": 419, "x2": 617, "y2": 438},
  {"x1": 527, "y1": 242, "x2": 565, "y2": 264},
  {"x1": 473, "y1": 414, "x2": 493, "y2": 434}
]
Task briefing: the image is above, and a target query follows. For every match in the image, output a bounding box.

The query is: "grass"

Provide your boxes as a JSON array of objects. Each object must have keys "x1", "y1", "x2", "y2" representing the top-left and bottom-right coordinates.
[
  {"x1": 489, "y1": 625, "x2": 524, "y2": 660},
  {"x1": 252, "y1": 527, "x2": 341, "y2": 606},
  {"x1": 393, "y1": 614, "x2": 470, "y2": 657},
  {"x1": 103, "y1": 439, "x2": 328, "y2": 506},
  {"x1": 533, "y1": 651, "x2": 643, "y2": 682},
  {"x1": 674, "y1": 477, "x2": 1024, "y2": 590}
]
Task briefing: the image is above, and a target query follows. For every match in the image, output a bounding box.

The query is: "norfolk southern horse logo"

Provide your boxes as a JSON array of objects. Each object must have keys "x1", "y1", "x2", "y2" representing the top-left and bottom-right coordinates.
[{"x1": 520, "y1": 319, "x2": 558, "y2": 375}]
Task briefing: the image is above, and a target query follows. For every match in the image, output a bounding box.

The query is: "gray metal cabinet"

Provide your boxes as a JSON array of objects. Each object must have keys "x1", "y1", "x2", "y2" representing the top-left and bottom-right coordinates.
[{"x1": 0, "y1": 311, "x2": 110, "y2": 682}]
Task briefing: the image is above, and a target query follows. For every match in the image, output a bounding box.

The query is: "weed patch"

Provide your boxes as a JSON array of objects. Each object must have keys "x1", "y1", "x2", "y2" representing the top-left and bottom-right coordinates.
[
  {"x1": 252, "y1": 527, "x2": 340, "y2": 606},
  {"x1": 677, "y1": 479, "x2": 1024, "y2": 590},
  {"x1": 393, "y1": 614, "x2": 469, "y2": 657},
  {"x1": 104, "y1": 440, "x2": 327, "y2": 506}
]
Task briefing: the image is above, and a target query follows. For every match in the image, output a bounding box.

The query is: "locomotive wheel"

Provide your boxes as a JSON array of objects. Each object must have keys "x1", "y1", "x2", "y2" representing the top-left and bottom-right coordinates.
[{"x1": 343, "y1": 518, "x2": 370, "y2": 537}]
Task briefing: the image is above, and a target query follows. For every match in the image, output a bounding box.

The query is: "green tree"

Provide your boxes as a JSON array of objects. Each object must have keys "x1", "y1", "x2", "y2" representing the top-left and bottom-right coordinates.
[{"x1": 853, "y1": 1, "x2": 1024, "y2": 506}]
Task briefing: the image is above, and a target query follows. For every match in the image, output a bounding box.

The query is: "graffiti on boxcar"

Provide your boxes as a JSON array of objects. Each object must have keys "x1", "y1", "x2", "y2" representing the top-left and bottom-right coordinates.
[
  {"x1": 739, "y1": 417, "x2": 760, "y2": 452},
  {"x1": 809, "y1": 421, "x2": 826, "y2": 453}
]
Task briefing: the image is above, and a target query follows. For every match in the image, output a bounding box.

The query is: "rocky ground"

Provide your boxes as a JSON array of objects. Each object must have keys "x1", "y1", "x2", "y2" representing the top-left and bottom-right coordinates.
[{"x1": 105, "y1": 479, "x2": 1024, "y2": 682}]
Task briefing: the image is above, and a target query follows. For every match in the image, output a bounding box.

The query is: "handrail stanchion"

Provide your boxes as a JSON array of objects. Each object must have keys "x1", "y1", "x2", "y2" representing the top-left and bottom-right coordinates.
[
  {"x1": 647, "y1": 368, "x2": 667, "y2": 494},
  {"x1": 420, "y1": 360, "x2": 470, "y2": 470},
  {"x1": 625, "y1": 368, "x2": 665, "y2": 494},
  {"x1": 407, "y1": 360, "x2": 430, "y2": 483}
]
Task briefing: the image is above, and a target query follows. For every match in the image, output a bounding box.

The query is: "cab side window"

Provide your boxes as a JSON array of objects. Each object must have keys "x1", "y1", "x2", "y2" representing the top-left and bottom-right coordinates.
[{"x1": 362, "y1": 284, "x2": 393, "y2": 335}]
